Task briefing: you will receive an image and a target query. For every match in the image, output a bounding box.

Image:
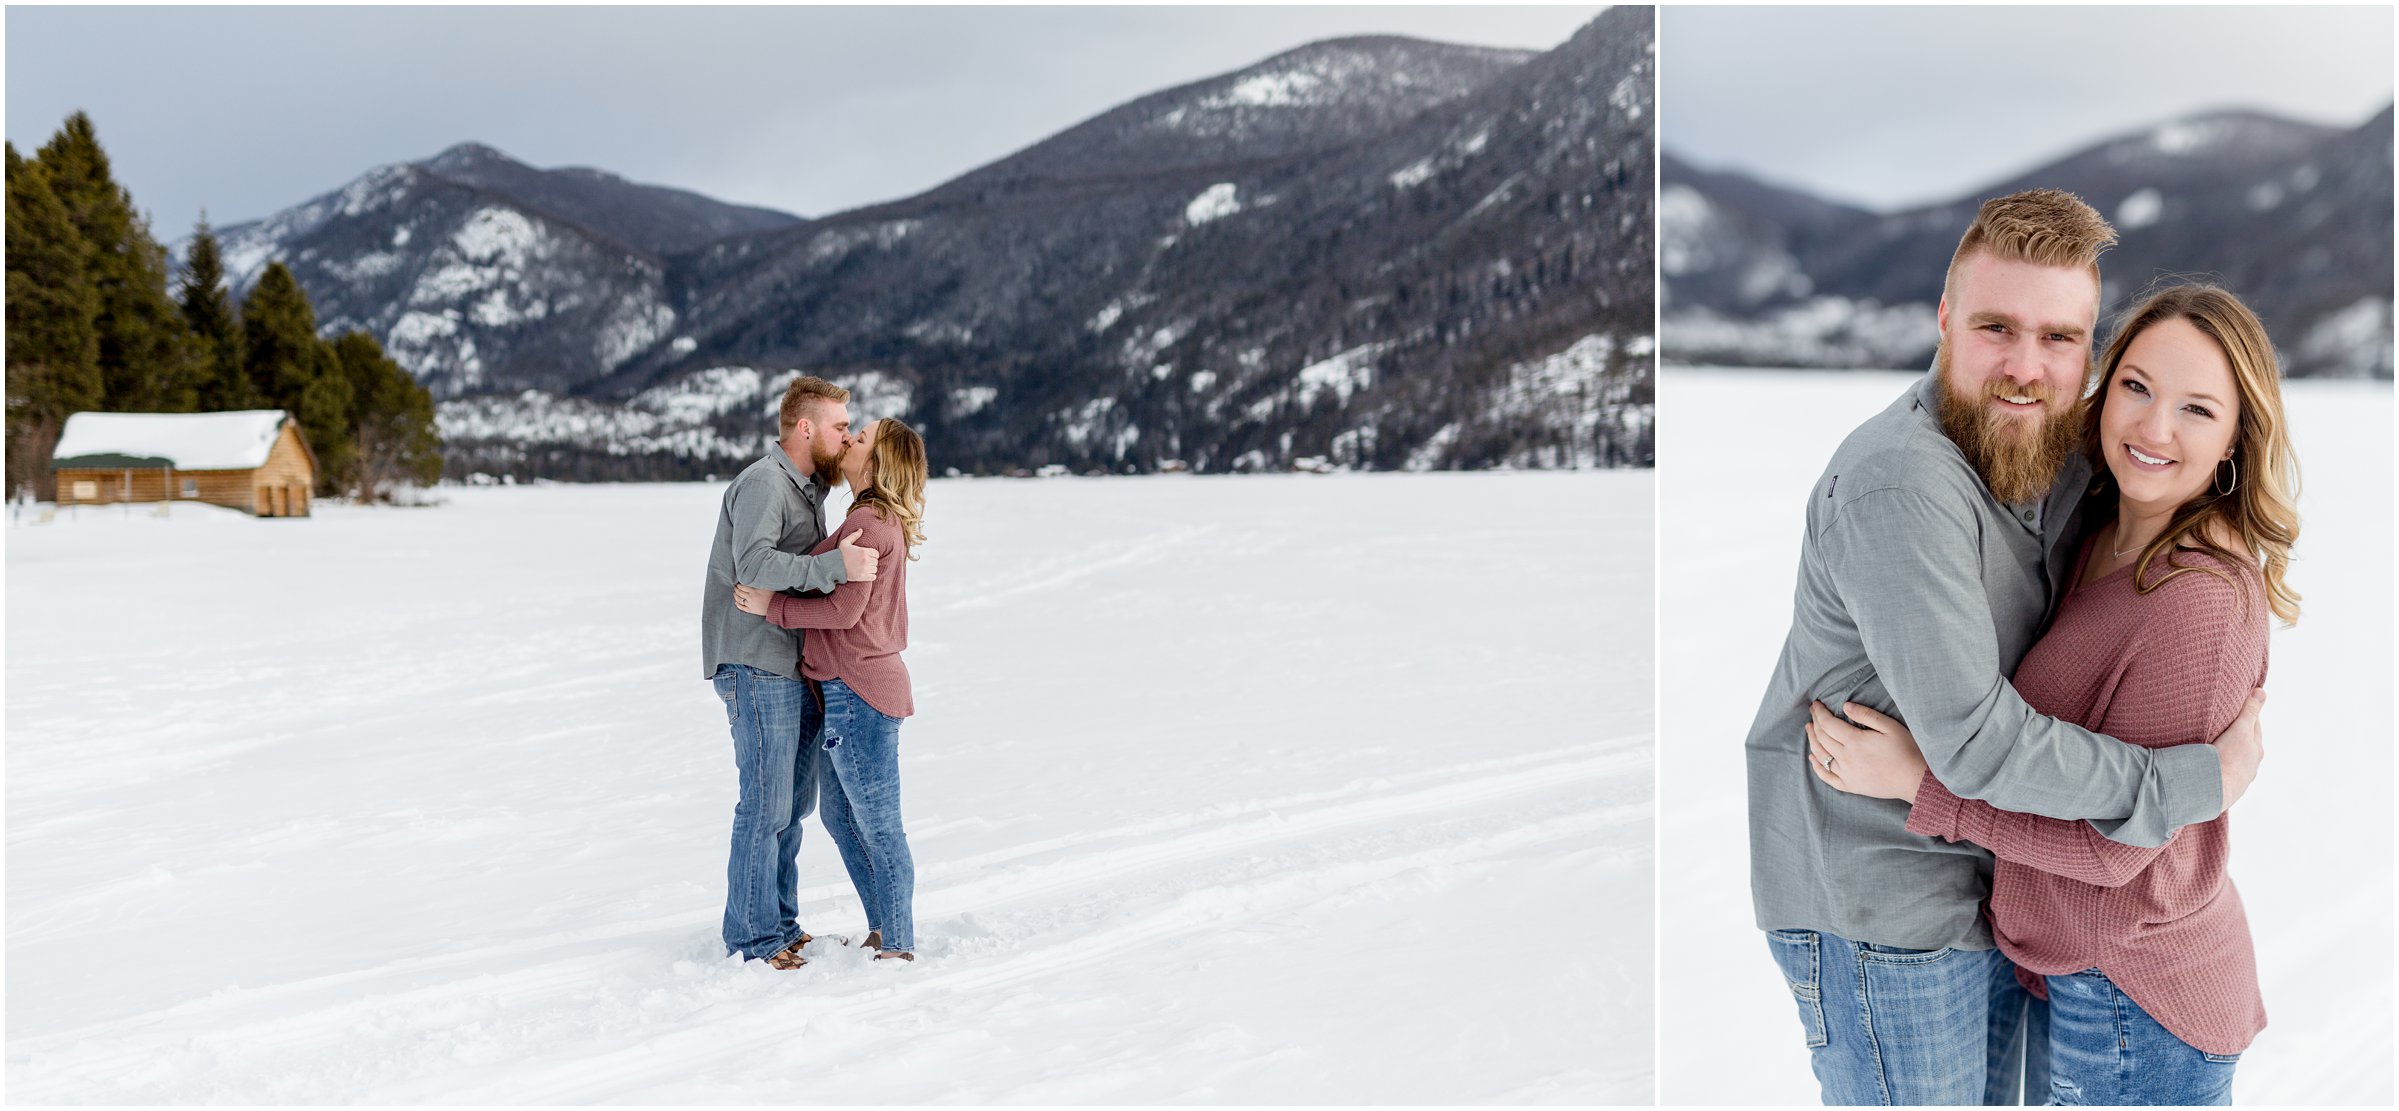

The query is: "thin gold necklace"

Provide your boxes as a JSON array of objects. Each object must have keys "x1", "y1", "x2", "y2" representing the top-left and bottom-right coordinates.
[{"x1": 2109, "y1": 525, "x2": 2151, "y2": 561}]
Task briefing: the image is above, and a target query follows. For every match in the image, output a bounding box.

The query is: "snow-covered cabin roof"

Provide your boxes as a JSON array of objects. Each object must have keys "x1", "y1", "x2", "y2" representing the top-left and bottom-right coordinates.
[{"x1": 52, "y1": 410, "x2": 294, "y2": 471}]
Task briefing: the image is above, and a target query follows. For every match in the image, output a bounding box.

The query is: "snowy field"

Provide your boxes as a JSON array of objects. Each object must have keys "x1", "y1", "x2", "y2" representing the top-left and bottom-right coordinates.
[
  {"x1": 6, "y1": 472, "x2": 1653, "y2": 1103},
  {"x1": 1657, "y1": 369, "x2": 2394, "y2": 1105}
]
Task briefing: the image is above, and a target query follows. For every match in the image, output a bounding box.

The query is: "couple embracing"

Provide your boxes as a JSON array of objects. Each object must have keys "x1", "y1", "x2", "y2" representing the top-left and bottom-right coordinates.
[
  {"x1": 1747, "y1": 190, "x2": 2303, "y2": 1105},
  {"x1": 701, "y1": 376, "x2": 930, "y2": 970}
]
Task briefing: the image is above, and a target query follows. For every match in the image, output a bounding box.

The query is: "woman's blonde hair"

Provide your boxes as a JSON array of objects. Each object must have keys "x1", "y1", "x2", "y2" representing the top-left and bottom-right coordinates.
[
  {"x1": 2085, "y1": 284, "x2": 2301, "y2": 624},
  {"x1": 852, "y1": 419, "x2": 928, "y2": 557}
]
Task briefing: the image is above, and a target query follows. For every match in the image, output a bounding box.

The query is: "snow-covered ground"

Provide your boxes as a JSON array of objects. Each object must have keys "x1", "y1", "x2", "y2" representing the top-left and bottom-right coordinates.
[
  {"x1": 1658, "y1": 369, "x2": 2393, "y2": 1105},
  {"x1": 6, "y1": 472, "x2": 1653, "y2": 1103}
]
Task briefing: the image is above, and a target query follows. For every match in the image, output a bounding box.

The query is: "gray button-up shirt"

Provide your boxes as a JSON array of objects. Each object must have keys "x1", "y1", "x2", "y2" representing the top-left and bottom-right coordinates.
[
  {"x1": 700, "y1": 444, "x2": 846, "y2": 681},
  {"x1": 1745, "y1": 371, "x2": 2224, "y2": 951}
]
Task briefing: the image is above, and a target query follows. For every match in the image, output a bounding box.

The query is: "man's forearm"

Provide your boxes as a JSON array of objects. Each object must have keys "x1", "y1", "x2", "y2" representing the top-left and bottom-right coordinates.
[
  {"x1": 1874, "y1": 667, "x2": 2220, "y2": 848},
  {"x1": 735, "y1": 543, "x2": 845, "y2": 594}
]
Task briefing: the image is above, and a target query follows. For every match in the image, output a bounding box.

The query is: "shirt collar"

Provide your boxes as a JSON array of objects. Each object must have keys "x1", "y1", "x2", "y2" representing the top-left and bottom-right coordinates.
[{"x1": 771, "y1": 442, "x2": 825, "y2": 503}]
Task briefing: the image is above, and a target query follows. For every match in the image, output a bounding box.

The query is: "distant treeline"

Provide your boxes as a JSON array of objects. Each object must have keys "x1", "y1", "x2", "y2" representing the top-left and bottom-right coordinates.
[{"x1": 5, "y1": 112, "x2": 442, "y2": 502}]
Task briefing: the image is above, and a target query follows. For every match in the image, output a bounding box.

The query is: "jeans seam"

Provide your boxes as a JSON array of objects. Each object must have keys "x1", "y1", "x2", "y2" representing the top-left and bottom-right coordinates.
[
  {"x1": 1850, "y1": 939, "x2": 1894, "y2": 1105},
  {"x1": 734, "y1": 667, "x2": 771, "y2": 956},
  {"x1": 1771, "y1": 931, "x2": 1828, "y2": 1049}
]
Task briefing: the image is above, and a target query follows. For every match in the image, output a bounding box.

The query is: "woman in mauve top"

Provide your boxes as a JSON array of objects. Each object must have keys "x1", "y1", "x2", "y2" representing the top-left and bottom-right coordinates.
[
  {"x1": 734, "y1": 418, "x2": 928, "y2": 961},
  {"x1": 1810, "y1": 285, "x2": 2302, "y2": 1106}
]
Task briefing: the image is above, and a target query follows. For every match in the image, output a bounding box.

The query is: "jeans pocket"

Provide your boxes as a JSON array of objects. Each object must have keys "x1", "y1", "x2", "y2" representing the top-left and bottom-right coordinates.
[
  {"x1": 1857, "y1": 941, "x2": 1953, "y2": 965},
  {"x1": 712, "y1": 672, "x2": 739, "y2": 724},
  {"x1": 1766, "y1": 929, "x2": 1828, "y2": 1048},
  {"x1": 2202, "y1": 1051, "x2": 2242, "y2": 1064}
]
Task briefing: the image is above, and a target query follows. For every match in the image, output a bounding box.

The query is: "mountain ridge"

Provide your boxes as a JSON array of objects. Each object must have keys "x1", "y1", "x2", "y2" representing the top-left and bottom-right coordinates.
[
  {"x1": 1661, "y1": 103, "x2": 2393, "y2": 377},
  {"x1": 196, "y1": 10, "x2": 1658, "y2": 476}
]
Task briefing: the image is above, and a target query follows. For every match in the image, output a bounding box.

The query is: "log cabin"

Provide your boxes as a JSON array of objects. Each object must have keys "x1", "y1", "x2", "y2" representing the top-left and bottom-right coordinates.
[{"x1": 51, "y1": 410, "x2": 319, "y2": 517}]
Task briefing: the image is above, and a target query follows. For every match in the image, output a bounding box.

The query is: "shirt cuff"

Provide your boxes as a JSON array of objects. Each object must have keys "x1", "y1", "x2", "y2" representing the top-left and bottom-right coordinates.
[{"x1": 2154, "y1": 742, "x2": 2225, "y2": 828}]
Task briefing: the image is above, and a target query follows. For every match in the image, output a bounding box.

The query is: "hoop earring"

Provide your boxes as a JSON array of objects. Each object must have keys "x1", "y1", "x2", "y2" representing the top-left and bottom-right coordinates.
[{"x1": 2215, "y1": 457, "x2": 2238, "y2": 496}]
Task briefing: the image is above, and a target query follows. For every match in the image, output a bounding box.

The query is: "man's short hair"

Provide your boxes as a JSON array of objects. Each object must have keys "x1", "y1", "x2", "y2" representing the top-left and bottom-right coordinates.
[
  {"x1": 778, "y1": 376, "x2": 850, "y2": 436},
  {"x1": 1943, "y1": 189, "x2": 2118, "y2": 302}
]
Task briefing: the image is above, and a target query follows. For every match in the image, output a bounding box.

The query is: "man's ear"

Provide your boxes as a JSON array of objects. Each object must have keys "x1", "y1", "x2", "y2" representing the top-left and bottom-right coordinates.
[{"x1": 1935, "y1": 295, "x2": 1950, "y2": 334}]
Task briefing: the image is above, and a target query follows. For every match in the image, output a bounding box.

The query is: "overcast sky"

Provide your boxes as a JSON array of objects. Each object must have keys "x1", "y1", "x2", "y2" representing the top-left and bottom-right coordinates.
[
  {"x1": 1664, "y1": 6, "x2": 2393, "y2": 213},
  {"x1": 6, "y1": 5, "x2": 1602, "y2": 233}
]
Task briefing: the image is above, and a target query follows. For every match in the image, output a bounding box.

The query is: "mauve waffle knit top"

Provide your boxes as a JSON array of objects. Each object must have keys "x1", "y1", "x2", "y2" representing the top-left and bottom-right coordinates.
[
  {"x1": 1906, "y1": 539, "x2": 2269, "y2": 1055},
  {"x1": 766, "y1": 506, "x2": 913, "y2": 719}
]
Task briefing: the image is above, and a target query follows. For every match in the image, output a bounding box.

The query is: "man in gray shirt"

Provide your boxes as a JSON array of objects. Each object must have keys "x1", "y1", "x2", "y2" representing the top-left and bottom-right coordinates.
[
  {"x1": 703, "y1": 375, "x2": 878, "y2": 969},
  {"x1": 1743, "y1": 190, "x2": 2266, "y2": 1104}
]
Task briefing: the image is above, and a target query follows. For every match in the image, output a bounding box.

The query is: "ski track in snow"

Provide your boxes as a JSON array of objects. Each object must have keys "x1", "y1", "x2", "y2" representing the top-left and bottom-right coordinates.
[{"x1": 7, "y1": 473, "x2": 1654, "y2": 1103}]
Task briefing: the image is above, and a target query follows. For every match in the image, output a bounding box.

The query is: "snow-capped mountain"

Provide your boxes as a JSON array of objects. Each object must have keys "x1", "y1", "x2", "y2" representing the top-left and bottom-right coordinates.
[
  {"x1": 1661, "y1": 105, "x2": 2394, "y2": 378},
  {"x1": 220, "y1": 8, "x2": 1655, "y2": 476},
  {"x1": 920, "y1": 35, "x2": 1536, "y2": 203},
  {"x1": 411, "y1": 143, "x2": 801, "y2": 256},
  {"x1": 205, "y1": 147, "x2": 803, "y2": 398}
]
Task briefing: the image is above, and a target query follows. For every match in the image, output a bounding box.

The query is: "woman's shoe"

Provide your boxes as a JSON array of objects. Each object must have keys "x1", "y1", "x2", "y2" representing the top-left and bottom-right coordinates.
[
  {"x1": 873, "y1": 950, "x2": 914, "y2": 962},
  {"x1": 766, "y1": 941, "x2": 808, "y2": 970}
]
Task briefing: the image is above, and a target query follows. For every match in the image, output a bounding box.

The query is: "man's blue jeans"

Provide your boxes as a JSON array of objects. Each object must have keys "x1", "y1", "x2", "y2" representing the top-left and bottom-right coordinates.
[
  {"x1": 816, "y1": 678, "x2": 916, "y2": 954},
  {"x1": 2040, "y1": 968, "x2": 2236, "y2": 1105},
  {"x1": 1766, "y1": 928, "x2": 2048, "y2": 1105},
  {"x1": 713, "y1": 663, "x2": 822, "y2": 960}
]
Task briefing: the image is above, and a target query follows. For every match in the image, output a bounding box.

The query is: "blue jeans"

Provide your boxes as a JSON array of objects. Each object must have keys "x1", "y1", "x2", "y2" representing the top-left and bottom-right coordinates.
[
  {"x1": 816, "y1": 678, "x2": 915, "y2": 953},
  {"x1": 1766, "y1": 929, "x2": 2047, "y2": 1105},
  {"x1": 2041, "y1": 969, "x2": 2236, "y2": 1105},
  {"x1": 713, "y1": 663, "x2": 822, "y2": 960}
]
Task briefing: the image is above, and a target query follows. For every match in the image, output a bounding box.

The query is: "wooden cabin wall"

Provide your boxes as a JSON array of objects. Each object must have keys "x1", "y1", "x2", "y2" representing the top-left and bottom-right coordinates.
[{"x1": 53, "y1": 423, "x2": 318, "y2": 517}]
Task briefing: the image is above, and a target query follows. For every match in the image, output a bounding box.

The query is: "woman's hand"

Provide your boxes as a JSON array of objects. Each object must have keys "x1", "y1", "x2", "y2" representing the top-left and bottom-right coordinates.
[
  {"x1": 732, "y1": 583, "x2": 773, "y2": 617},
  {"x1": 1808, "y1": 701, "x2": 1930, "y2": 802}
]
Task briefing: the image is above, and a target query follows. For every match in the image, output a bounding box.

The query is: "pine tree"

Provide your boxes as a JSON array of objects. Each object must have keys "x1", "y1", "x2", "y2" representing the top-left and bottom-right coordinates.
[
  {"x1": 331, "y1": 331, "x2": 443, "y2": 502},
  {"x1": 5, "y1": 143, "x2": 105, "y2": 500},
  {"x1": 242, "y1": 263, "x2": 352, "y2": 493},
  {"x1": 35, "y1": 112, "x2": 200, "y2": 412},
  {"x1": 178, "y1": 216, "x2": 253, "y2": 410}
]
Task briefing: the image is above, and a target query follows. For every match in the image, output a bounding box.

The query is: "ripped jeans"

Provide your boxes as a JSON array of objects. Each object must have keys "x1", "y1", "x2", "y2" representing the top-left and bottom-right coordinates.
[
  {"x1": 816, "y1": 677, "x2": 916, "y2": 953},
  {"x1": 2039, "y1": 968, "x2": 2237, "y2": 1105}
]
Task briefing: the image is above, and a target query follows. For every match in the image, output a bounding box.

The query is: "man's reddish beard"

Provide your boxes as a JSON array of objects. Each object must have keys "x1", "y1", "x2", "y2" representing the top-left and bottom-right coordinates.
[
  {"x1": 811, "y1": 439, "x2": 847, "y2": 485},
  {"x1": 1935, "y1": 343, "x2": 2090, "y2": 506}
]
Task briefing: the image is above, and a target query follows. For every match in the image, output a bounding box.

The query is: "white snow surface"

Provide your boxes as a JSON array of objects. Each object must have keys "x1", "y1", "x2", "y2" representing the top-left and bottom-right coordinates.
[
  {"x1": 2117, "y1": 187, "x2": 2165, "y2": 230},
  {"x1": 6, "y1": 474, "x2": 1653, "y2": 1103},
  {"x1": 1655, "y1": 184, "x2": 1717, "y2": 277},
  {"x1": 1294, "y1": 343, "x2": 1381, "y2": 408},
  {"x1": 50, "y1": 410, "x2": 289, "y2": 470},
  {"x1": 2293, "y1": 297, "x2": 2396, "y2": 379},
  {"x1": 452, "y1": 207, "x2": 540, "y2": 265},
  {"x1": 436, "y1": 366, "x2": 918, "y2": 465},
  {"x1": 1184, "y1": 183, "x2": 1242, "y2": 226},
  {"x1": 2150, "y1": 118, "x2": 2230, "y2": 155},
  {"x1": 1658, "y1": 370, "x2": 2393, "y2": 1105},
  {"x1": 1208, "y1": 69, "x2": 1324, "y2": 109},
  {"x1": 1664, "y1": 299, "x2": 1936, "y2": 369}
]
